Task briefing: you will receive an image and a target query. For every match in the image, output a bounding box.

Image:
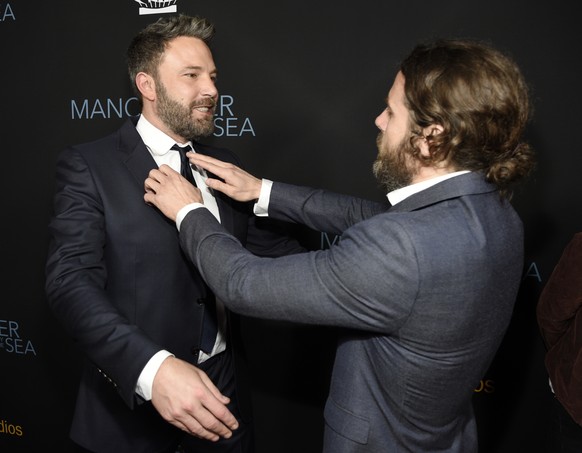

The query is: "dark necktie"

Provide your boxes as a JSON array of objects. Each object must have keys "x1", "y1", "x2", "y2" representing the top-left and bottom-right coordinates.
[
  {"x1": 171, "y1": 144, "x2": 217, "y2": 353},
  {"x1": 199, "y1": 293, "x2": 218, "y2": 354},
  {"x1": 171, "y1": 144, "x2": 196, "y2": 186}
]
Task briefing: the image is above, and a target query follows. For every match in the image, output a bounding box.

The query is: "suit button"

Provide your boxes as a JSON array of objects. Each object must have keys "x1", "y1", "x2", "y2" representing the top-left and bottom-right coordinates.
[{"x1": 191, "y1": 347, "x2": 200, "y2": 356}]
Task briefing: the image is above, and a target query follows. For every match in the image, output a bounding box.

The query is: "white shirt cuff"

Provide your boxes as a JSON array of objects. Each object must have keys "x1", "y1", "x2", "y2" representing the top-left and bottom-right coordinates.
[
  {"x1": 176, "y1": 202, "x2": 205, "y2": 231},
  {"x1": 135, "y1": 350, "x2": 174, "y2": 401},
  {"x1": 253, "y1": 179, "x2": 273, "y2": 217}
]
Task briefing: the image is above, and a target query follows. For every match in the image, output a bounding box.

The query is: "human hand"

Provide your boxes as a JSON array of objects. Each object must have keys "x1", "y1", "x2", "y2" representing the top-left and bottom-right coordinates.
[
  {"x1": 144, "y1": 165, "x2": 202, "y2": 222},
  {"x1": 151, "y1": 356, "x2": 238, "y2": 441},
  {"x1": 188, "y1": 153, "x2": 262, "y2": 202}
]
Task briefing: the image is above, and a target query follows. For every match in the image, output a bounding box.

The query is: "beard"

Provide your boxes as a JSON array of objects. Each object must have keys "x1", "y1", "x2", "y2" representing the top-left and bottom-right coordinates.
[
  {"x1": 156, "y1": 80, "x2": 215, "y2": 139},
  {"x1": 372, "y1": 133, "x2": 418, "y2": 193}
]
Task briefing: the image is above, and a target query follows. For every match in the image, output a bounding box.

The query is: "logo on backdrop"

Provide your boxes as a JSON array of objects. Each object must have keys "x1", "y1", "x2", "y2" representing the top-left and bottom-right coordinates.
[
  {"x1": 134, "y1": 0, "x2": 179, "y2": 15},
  {"x1": 0, "y1": 3, "x2": 15, "y2": 22},
  {"x1": 321, "y1": 232, "x2": 340, "y2": 249},
  {"x1": 0, "y1": 319, "x2": 36, "y2": 356},
  {"x1": 523, "y1": 261, "x2": 542, "y2": 282},
  {"x1": 474, "y1": 379, "x2": 495, "y2": 394},
  {"x1": 70, "y1": 94, "x2": 256, "y2": 137},
  {"x1": 0, "y1": 419, "x2": 23, "y2": 437}
]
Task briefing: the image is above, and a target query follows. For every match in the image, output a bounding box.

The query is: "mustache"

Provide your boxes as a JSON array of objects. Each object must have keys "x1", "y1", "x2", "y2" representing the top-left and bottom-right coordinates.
[{"x1": 191, "y1": 99, "x2": 217, "y2": 109}]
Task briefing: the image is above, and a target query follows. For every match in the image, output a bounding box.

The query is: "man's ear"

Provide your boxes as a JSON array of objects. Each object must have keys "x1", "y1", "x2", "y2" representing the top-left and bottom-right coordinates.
[
  {"x1": 423, "y1": 124, "x2": 444, "y2": 137},
  {"x1": 418, "y1": 124, "x2": 444, "y2": 157},
  {"x1": 136, "y1": 72, "x2": 156, "y2": 102}
]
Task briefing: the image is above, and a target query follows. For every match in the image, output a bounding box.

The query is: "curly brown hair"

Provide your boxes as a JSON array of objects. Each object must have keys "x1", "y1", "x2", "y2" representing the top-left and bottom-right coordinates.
[{"x1": 400, "y1": 38, "x2": 536, "y2": 199}]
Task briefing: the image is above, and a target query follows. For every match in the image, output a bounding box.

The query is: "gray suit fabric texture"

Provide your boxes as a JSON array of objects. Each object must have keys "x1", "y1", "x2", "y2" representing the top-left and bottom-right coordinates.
[{"x1": 179, "y1": 172, "x2": 524, "y2": 452}]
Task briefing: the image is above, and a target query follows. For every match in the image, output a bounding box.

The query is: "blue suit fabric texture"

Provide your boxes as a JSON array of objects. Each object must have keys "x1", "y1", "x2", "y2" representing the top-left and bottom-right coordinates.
[
  {"x1": 178, "y1": 172, "x2": 525, "y2": 453},
  {"x1": 45, "y1": 117, "x2": 304, "y2": 453}
]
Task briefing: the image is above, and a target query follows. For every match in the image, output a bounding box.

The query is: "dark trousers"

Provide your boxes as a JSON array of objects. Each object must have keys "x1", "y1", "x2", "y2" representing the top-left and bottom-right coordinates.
[{"x1": 547, "y1": 394, "x2": 582, "y2": 453}]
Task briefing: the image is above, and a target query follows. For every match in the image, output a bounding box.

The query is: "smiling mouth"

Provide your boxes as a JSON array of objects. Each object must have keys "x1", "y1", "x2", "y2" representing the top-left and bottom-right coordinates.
[{"x1": 193, "y1": 105, "x2": 215, "y2": 114}]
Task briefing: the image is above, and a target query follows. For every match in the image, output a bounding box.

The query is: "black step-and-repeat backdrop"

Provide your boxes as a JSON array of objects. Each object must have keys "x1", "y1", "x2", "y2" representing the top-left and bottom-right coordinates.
[{"x1": 1, "y1": 1, "x2": 579, "y2": 451}]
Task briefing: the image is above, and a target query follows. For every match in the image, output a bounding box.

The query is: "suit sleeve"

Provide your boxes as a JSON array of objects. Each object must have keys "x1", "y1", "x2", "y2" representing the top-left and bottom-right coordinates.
[
  {"x1": 45, "y1": 148, "x2": 160, "y2": 408},
  {"x1": 244, "y1": 215, "x2": 307, "y2": 257},
  {"x1": 267, "y1": 181, "x2": 389, "y2": 235},
  {"x1": 179, "y1": 206, "x2": 418, "y2": 333}
]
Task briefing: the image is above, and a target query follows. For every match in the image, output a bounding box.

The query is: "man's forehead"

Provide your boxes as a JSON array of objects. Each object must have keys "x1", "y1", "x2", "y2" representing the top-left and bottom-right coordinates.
[{"x1": 387, "y1": 72, "x2": 405, "y2": 107}]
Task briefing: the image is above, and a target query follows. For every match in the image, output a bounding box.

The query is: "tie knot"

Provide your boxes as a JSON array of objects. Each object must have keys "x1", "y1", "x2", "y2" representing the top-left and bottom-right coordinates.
[{"x1": 171, "y1": 143, "x2": 192, "y2": 156}]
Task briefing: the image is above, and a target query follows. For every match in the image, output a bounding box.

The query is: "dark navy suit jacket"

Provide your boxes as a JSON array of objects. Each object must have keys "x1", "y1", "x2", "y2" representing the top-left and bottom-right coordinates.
[{"x1": 45, "y1": 117, "x2": 303, "y2": 452}]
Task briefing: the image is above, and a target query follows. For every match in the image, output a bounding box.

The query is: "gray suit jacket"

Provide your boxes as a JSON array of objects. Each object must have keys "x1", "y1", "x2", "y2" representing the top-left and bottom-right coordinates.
[{"x1": 179, "y1": 172, "x2": 524, "y2": 452}]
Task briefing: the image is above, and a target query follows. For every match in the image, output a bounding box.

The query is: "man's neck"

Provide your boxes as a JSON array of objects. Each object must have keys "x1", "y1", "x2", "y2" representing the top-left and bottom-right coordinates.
[{"x1": 410, "y1": 164, "x2": 456, "y2": 185}]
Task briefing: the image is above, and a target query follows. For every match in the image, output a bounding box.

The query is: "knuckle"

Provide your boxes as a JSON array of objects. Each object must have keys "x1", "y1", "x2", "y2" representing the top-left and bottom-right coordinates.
[{"x1": 204, "y1": 418, "x2": 223, "y2": 433}]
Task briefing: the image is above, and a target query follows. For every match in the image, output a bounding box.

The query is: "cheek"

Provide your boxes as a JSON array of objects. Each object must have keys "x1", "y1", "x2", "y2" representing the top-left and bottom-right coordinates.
[
  {"x1": 389, "y1": 121, "x2": 409, "y2": 146},
  {"x1": 383, "y1": 128, "x2": 399, "y2": 149}
]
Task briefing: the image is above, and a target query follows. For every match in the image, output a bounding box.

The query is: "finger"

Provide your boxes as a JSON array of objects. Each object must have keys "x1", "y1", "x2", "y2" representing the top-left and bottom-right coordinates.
[
  {"x1": 198, "y1": 370, "x2": 231, "y2": 405},
  {"x1": 147, "y1": 167, "x2": 176, "y2": 186},
  {"x1": 189, "y1": 154, "x2": 234, "y2": 175},
  {"x1": 181, "y1": 415, "x2": 224, "y2": 442},
  {"x1": 146, "y1": 168, "x2": 161, "y2": 183},
  {"x1": 204, "y1": 177, "x2": 233, "y2": 195},
  {"x1": 185, "y1": 406, "x2": 235, "y2": 441},
  {"x1": 188, "y1": 153, "x2": 230, "y2": 168},
  {"x1": 194, "y1": 375, "x2": 239, "y2": 433},
  {"x1": 143, "y1": 189, "x2": 159, "y2": 206},
  {"x1": 199, "y1": 404, "x2": 238, "y2": 436},
  {"x1": 157, "y1": 163, "x2": 177, "y2": 175},
  {"x1": 144, "y1": 173, "x2": 160, "y2": 191},
  {"x1": 172, "y1": 415, "x2": 222, "y2": 442}
]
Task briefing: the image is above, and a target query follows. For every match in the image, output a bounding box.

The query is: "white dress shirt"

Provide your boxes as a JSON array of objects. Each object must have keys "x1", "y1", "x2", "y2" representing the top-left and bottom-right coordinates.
[{"x1": 135, "y1": 115, "x2": 226, "y2": 401}]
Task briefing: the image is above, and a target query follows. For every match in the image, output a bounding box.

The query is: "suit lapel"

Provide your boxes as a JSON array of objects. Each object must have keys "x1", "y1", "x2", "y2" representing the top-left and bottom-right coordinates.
[
  {"x1": 118, "y1": 118, "x2": 158, "y2": 187},
  {"x1": 389, "y1": 172, "x2": 497, "y2": 213}
]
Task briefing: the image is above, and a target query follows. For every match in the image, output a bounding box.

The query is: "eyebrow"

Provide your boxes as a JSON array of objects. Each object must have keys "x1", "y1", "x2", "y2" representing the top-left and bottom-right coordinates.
[{"x1": 183, "y1": 65, "x2": 217, "y2": 75}]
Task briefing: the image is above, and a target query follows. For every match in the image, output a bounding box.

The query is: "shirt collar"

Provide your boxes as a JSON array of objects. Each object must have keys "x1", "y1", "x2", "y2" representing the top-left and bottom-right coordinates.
[
  {"x1": 135, "y1": 115, "x2": 192, "y2": 156},
  {"x1": 387, "y1": 170, "x2": 471, "y2": 206}
]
